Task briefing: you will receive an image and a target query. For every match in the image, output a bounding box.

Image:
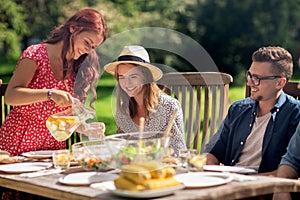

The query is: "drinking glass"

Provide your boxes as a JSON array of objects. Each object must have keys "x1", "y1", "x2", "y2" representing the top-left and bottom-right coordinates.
[
  {"x1": 179, "y1": 149, "x2": 190, "y2": 168},
  {"x1": 188, "y1": 152, "x2": 207, "y2": 172},
  {"x1": 86, "y1": 123, "x2": 105, "y2": 141},
  {"x1": 52, "y1": 149, "x2": 70, "y2": 169}
]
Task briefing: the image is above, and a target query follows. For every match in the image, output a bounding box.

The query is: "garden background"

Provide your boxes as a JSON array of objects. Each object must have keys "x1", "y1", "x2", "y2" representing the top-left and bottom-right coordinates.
[{"x1": 1, "y1": 0, "x2": 300, "y2": 134}]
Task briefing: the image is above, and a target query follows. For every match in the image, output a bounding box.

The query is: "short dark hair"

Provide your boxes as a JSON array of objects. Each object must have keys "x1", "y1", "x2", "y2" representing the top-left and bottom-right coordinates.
[{"x1": 252, "y1": 46, "x2": 293, "y2": 80}]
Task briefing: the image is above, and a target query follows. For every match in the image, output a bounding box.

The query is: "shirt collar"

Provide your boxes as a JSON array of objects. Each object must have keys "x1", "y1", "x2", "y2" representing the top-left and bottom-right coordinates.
[
  {"x1": 252, "y1": 91, "x2": 287, "y2": 115},
  {"x1": 270, "y1": 91, "x2": 287, "y2": 113}
]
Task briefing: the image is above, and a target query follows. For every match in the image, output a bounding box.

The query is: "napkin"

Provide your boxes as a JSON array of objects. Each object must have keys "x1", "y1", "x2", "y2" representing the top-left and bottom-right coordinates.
[
  {"x1": 228, "y1": 173, "x2": 257, "y2": 182},
  {"x1": 20, "y1": 169, "x2": 63, "y2": 178}
]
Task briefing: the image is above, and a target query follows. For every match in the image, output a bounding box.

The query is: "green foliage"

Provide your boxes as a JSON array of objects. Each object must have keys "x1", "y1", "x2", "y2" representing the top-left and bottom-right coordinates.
[
  {"x1": 15, "y1": 0, "x2": 74, "y2": 41},
  {"x1": 175, "y1": 0, "x2": 300, "y2": 85},
  {"x1": 0, "y1": 0, "x2": 29, "y2": 59}
]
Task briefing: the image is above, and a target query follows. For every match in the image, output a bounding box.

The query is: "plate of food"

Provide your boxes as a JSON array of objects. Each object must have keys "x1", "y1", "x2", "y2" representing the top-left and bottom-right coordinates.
[
  {"x1": 109, "y1": 160, "x2": 184, "y2": 198},
  {"x1": 109, "y1": 184, "x2": 185, "y2": 198},
  {"x1": 203, "y1": 165, "x2": 257, "y2": 174},
  {"x1": 0, "y1": 162, "x2": 52, "y2": 174},
  {"x1": 22, "y1": 150, "x2": 54, "y2": 159},
  {"x1": 58, "y1": 172, "x2": 118, "y2": 186},
  {"x1": 174, "y1": 172, "x2": 233, "y2": 188},
  {"x1": 0, "y1": 150, "x2": 23, "y2": 164}
]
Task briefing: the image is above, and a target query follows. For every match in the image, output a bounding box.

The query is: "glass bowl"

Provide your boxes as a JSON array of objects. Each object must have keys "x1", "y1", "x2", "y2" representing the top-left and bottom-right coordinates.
[
  {"x1": 105, "y1": 132, "x2": 170, "y2": 169},
  {"x1": 71, "y1": 140, "x2": 117, "y2": 171}
]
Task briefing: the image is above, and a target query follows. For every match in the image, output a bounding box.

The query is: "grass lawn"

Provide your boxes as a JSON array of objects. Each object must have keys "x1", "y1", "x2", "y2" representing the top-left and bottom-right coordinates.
[{"x1": 95, "y1": 72, "x2": 118, "y2": 135}]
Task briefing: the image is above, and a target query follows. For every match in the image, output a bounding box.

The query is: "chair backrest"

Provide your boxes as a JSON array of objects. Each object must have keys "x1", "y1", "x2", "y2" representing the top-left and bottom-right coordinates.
[
  {"x1": 157, "y1": 72, "x2": 233, "y2": 152},
  {"x1": 0, "y1": 83, "x2": 12, "y2": 126},
  {"x1": 0, "y1": 83, "x2": 78, "y2": 150},
  {"x1": 245, "y1": 81, "x2": 300, "y2": 99}
]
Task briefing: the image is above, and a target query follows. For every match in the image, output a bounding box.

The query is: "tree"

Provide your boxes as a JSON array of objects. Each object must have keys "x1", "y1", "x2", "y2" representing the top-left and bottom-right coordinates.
[
  {"x1": 15, "y1": 0, "x2": 74, "y2": 47},
  {"x1": 0, "y1": 0, "x2": 29, "y2": 59},
  {"x1": 175, "y1": 0, "x2": 300, "y2": 85}
]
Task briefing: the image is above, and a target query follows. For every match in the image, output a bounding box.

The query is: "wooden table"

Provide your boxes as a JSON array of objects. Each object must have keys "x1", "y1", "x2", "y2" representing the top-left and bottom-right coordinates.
[{"x1": 0, "y1": 165, "x2": 300, "y2": 200}]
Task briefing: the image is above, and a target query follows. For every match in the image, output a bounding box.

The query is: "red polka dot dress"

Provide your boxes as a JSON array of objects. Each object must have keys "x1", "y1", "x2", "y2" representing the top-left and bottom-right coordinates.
[{"x1": 0, "y1": 44, "x2": 76, "y2": 156}]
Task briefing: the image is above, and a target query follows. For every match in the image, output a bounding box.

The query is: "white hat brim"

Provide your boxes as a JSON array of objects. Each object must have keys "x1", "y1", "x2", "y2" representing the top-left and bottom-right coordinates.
[{"x1": 104, "y1": 61, "x2": 163, "y2": 81}]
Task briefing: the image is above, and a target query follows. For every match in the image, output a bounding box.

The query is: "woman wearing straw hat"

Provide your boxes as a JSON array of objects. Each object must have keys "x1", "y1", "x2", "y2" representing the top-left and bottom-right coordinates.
[{"x1": 104, "y1": 45, "x2": 186, "y2": 156}]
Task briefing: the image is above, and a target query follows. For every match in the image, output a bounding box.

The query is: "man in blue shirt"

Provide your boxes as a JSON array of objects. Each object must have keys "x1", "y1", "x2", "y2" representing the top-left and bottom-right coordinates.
[
  {"x1": 273, "y1": 122, "x2": 300, "y2": 200},
  {"x1": 206, "y1": 46, "x2": 300, "y2": 175}
]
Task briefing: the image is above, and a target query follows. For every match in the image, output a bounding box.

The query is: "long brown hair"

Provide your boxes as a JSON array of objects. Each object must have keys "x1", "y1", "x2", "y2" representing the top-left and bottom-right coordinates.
[
  {"x1": 73, "y1": 50, "x2": 100, "y2": 108},
  {"x1": 43, "y1": 8, "x2": 108, "y2": 107},
  {"x1": 115, "y1": 64, "x2": 161, "y2": 118}
]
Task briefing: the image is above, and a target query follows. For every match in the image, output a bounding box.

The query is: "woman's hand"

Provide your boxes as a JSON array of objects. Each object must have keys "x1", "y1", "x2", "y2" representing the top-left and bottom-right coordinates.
[
  {"x1": 50, "y1": 89, "x2": 74, "y2": 107},
  {"x1": 76, "y1": 122, "x2": 106, "y2": 140}
]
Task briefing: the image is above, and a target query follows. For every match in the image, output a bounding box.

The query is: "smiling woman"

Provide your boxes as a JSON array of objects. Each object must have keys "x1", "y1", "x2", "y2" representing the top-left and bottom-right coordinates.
[
  {"x1": 0, "y1": 7, "x2": 108, "y2": 200},
  {"x1": 104, "y1": 45, "x2": 187, "y2": 156},
  {"x1": 0, "y1": 8, "x2": 108, "y2": 156}
]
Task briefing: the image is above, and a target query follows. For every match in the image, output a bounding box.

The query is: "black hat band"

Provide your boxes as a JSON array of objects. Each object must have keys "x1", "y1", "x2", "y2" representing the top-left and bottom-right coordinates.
[{"x1": 117, "y1": 55, "x2": 149, "y2": 63}]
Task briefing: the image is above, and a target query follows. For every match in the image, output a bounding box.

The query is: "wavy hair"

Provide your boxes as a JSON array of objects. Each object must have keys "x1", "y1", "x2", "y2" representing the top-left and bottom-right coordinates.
[{"x1": 43, "y1": 8, "x2": 108, "y2": 107}]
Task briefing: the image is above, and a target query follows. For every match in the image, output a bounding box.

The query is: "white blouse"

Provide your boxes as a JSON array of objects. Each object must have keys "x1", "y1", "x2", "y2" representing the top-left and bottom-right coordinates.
[{"x1": 115, "y1": 93, "x2": 186, "y2": 156}]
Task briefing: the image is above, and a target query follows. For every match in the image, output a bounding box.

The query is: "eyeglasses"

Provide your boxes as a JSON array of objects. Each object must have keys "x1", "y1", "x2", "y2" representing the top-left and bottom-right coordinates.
[{"x1": 246, "y1": 71, "x2": 281, "y2": 86}]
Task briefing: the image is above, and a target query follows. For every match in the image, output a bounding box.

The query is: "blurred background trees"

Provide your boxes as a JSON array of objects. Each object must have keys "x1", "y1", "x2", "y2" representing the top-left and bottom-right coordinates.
[{"x1": 1, "y1": 0, "x2": 300, "y2": 85}]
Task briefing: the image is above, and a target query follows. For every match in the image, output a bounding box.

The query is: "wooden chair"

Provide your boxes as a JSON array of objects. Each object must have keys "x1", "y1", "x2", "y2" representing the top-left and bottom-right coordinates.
[
  {"x1": 245, "y1": 81, "x2": 300, "y2": 99},
  {"x1": 0, "y1": 83, "x2": 12, "y2": 126},
  {"x1": 0, "y1": 83, "x2": 79, "y2": 150},
  {"x1": 157, "y1": 72, "x2": 233, "y2": 152}
]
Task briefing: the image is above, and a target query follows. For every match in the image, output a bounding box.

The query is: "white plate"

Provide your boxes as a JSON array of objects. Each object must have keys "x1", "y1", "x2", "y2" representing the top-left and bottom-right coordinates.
[
  {"x1": 90, "y1": 181, "x2": 116, "y2": 191},
  {"x1": 203, "y1": 165, "x2": 257, "y2": 174},
  {"x1": 22, "y1": 150, "x2": 54, "y2": 159},
  {"x1": 174, "y1": 172, "x2": 233, "y2": 188},
  {"x1": 58, "y1": 172, "x2": 118, "y2": 186},
  {"x1": 0, "y1": 162, "x2": 52, "y2": 174},
  {"x1": 109, "y1": 184, "x2": 185, "y2": 199}
]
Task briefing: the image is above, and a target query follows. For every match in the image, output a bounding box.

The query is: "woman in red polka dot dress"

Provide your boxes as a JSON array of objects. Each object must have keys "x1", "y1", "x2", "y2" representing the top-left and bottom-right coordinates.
[{"x1": 0, "y1": 8, "x2": 108, "y2": 156}]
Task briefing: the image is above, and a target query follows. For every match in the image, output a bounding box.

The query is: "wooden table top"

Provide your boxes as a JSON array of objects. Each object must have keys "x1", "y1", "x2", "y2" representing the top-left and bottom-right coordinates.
[{"x1": 0, "y1": 164, "x2": 300, "y2": 200}]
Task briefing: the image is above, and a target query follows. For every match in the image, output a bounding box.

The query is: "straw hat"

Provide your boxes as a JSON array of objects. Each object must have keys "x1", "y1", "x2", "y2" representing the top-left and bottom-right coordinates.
[{"x1": 104, "y1": 45, "x2": 163, "y2": 81}]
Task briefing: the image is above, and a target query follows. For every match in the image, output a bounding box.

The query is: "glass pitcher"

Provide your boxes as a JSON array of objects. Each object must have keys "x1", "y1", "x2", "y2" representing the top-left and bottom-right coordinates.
[{"x1": 46, "y1": 98, "x2": 96, "y2": 141}]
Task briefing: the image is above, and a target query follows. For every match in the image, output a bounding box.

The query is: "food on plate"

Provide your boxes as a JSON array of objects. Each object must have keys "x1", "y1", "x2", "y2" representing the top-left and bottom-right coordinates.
[
  {"x1": 114, "y1": 160, "x2": 181, "y2": 191},
  {"x1": 0, "y1": 150, "x2": 10, "y2": 157},
  {"x1": 46, "y1": 115, "x2": 78, "y2": 141},
  {"x1": 163, "y1": 156, "x2": 180, "y2": 165},
  {"x1": 0, "y1": 150, "x2": 20, "y2": 164},
  {"x1": 121, "y1": 164, "x2": 151, "y2": 184},
  {"x1": 134, "y1": 160, "x2": 175, "y2": 178}
]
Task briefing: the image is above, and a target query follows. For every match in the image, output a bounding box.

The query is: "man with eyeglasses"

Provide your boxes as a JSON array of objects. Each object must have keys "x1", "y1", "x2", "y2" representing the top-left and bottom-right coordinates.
[{"x1": 205, "y1": 46, "x2": 300, "y2": 176}]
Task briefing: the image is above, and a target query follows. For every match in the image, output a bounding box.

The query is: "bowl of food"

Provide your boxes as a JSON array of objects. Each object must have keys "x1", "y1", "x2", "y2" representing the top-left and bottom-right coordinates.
[
  {"x1": 106, "y1": 132, "x2": 170, "y2": 169},
  {"x1": 72, "y1": 140, "x2": 121, "y2": 171}
]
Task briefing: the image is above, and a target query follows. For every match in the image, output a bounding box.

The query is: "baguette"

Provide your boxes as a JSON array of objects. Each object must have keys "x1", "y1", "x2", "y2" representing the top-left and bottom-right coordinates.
[
  {"x1": 135, "y1": 161, "x2": 176, "y2": 178},
  {"x1": 143, "y1": 177, "x2": 181, "y2": 190},
  {"x1": 114, "y1": 176, "x2": 181, "y2": 191},
  {"x1": 114, "y1": 177, "x2": 145, "y2": 191},
  {"x1": 121, "y1": 164, "x2": 151, "y2": 184}
]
